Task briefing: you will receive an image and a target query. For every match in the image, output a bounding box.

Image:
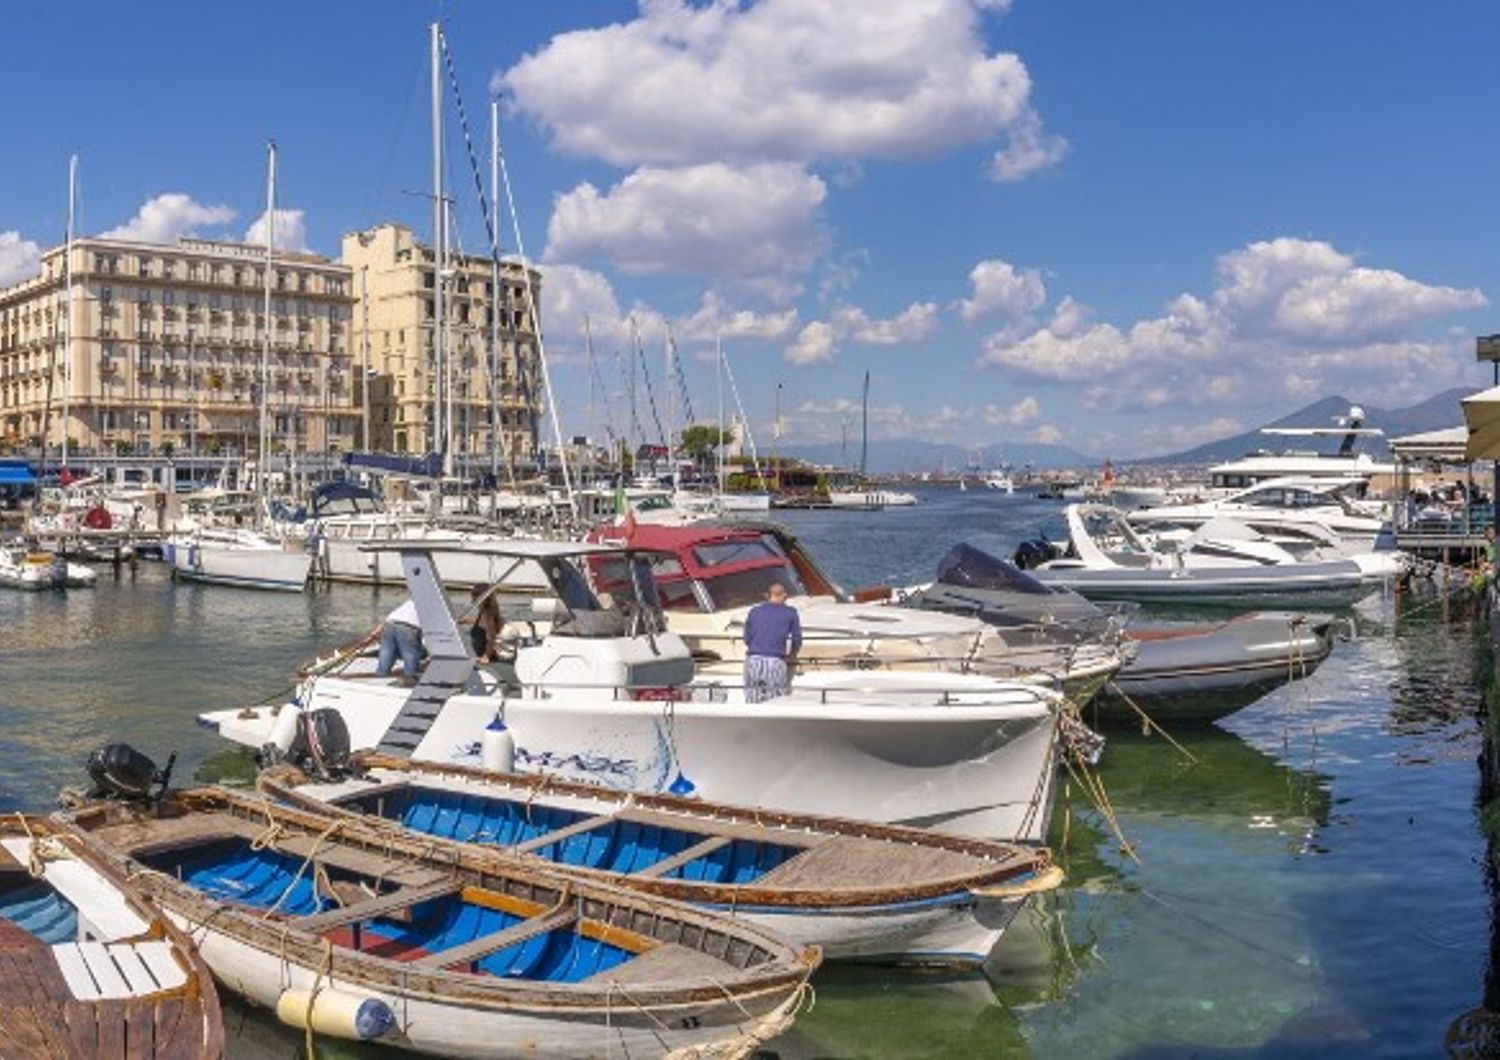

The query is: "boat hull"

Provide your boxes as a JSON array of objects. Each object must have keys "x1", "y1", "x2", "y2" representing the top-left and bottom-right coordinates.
[
  {"x1": 1031, "y1": 564, "x2": 1371, "y2": 609},
  {"x1": 169, "y1": 539, "x2": 312, "y2": 592},
  {"x1": 316, "y1": 534, "x2": 552, "y2": 593}
]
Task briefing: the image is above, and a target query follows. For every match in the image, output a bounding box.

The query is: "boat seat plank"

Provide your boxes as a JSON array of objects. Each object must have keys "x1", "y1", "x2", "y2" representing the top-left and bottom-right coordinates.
[
  {"x1": 749, "y1": 834, "x2": 984, "y2": 890},
  {"x1": 0, "y1": 837, "x2": 149, "y2": 942},
  {"x1": 632, "y1": 836, "x2": 733, "y2": 879},
  {"x1": 104, "y1": 942, "x2": 157, "y2": 995},
  {"x1": 77, "y1": 940, "x2": 133, "y2": 998},
  {"x1": 510, "y1": 813, "x2": 616, "y2": 854},
  {"x1": 133, "y1": 940, "x2": 188, "y2": 991},
  {"x1": 52, "y1": 943, "x2": 103, "y2": 1000},
  {"x1": 269, "y1": 834, "x2": 450, "y2": 888},
  {"x1": 587, "y1": 942, "x2": 729, "y2": 985},
  {"x1": 296, "y1": 879, "x2": 462, "y2": 932},
  {"x1": 413, "y1": 907, "x2": 577, "y2": 969}
]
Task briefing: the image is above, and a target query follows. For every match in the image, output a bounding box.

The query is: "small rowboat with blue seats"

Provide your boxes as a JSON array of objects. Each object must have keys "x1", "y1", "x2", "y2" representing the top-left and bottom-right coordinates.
[
  {"x1": 59, "y1": 788, "x2": 818, "y2": 1059},
  {"x1": 0, "y1": 814, "x2": 223, "y2": 1059},
  {"x1": 260, "y1": 753, "x2": 1065, "y2": 969}
]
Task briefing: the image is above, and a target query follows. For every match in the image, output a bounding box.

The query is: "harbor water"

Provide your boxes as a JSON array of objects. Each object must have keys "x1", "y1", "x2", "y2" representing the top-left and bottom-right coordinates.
[{"x1": 0, "y1": 488, "x2": 1491, "y2": 1058}]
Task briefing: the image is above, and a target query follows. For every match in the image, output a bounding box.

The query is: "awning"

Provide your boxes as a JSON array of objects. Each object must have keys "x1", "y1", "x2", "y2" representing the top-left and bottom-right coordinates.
[
  {"x1": 1464, "y1": 387, "x2": 1500, "y2": 460},
  {"x1": 1389, "y1": 425, "x2": 1470, "y2": 463},
  {"x1": 0, "y1": 465, "x2": 36, "y2": 486}
]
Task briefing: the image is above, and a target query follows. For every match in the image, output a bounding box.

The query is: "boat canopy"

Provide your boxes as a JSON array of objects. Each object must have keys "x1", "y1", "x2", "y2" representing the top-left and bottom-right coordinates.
[
  {"x1": 934, "y1": 543, "x2": 1053, "y2": 596},
  {"x1": 0, "y1": 462, "x2": 36, "y2": 486},
  {"x1": 309, "y1": 480, "x2": 382, "y2": 517}
]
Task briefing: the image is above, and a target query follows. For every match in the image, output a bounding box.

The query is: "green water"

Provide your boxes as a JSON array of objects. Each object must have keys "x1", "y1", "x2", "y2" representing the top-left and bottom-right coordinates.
[{"x1": 0, "y1": 489, "x2": 1491, "y2": 1057}]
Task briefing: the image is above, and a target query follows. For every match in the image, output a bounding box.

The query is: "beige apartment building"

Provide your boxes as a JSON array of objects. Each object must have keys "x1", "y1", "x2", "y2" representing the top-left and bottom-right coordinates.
[
  {"x1": 340, "y1": 223, "x2": 542, "y2": 461},
  {"x1": 0, "y1": 236, "x2": 358, "y2": 455}
]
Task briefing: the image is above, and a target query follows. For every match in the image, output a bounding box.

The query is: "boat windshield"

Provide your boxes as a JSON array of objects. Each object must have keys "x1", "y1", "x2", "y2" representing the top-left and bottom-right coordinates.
[
  {"x1": 935, "y1": 544, "x2": 1052, "y2": 595},
  {"x1": 701, "y1": 565, "x2": 806, "y2": 609}
]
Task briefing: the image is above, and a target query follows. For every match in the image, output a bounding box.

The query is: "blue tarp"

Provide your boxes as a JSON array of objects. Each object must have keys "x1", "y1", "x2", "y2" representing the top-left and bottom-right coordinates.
[
  {"x1": 0, "y1": 464, "x2": 36, "y2": 486},
  {"x1": 343, "y1": 452, "x2": 442, "y2": 478}
]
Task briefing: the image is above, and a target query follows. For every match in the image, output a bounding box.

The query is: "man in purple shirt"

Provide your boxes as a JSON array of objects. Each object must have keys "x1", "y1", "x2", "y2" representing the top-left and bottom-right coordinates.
[{"x1": 743, "y1": 582, "x2": 802, "y2": 703}]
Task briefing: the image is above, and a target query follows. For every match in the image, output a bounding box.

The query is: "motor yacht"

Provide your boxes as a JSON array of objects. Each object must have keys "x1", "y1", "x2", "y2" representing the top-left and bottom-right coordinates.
[
  {"x1": 201, "y1": 541, "x2": 1071, "y2": 842},
  {"x1": 589, "y1": 522, "x2": 1127, "y2": 704}
]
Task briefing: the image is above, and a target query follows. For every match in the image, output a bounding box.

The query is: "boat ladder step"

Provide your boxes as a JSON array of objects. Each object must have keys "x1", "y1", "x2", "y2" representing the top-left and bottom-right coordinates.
[{"x1": 413, "y1": 906, "x2": 578, "y2": 970}]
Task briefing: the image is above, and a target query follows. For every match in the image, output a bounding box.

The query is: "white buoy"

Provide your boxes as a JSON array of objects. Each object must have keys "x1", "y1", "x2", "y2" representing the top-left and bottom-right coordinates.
[
  {"x1": 268, "y1": 704, "x2": 300, "y2": 754},
  {"x1": 276, "y1": 988, "x2": 396, "y2": 1040},
  {"x1": 481, "y1": 714, "x2": 514, "y2": 773}
]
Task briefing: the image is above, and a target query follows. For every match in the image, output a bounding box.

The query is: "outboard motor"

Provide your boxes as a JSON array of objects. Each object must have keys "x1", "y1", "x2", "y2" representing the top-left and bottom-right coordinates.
[
  {"x1": 285, "y1": 708, "x2": 354, "y2": 782},
  {"x1": 1013, "y1": 538, "x2": 1060, "y2": 571},
  {"x1": 85, "y1": 743, "x2": 176, "y2": 802}
]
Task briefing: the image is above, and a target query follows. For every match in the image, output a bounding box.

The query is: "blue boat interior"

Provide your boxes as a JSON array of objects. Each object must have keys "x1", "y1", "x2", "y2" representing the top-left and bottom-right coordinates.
[
  {"x1": 142, "y1": 838, "x2": 633, "y2": 982},
  {"x1": 341, "y1": 785, "x2": 804, "y2": 885},
  {"x1": 0, "y1": 871, "x2": 79, "y2": 944}
]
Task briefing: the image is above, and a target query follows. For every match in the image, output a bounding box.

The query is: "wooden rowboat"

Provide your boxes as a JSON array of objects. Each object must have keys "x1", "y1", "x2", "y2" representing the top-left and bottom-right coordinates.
[
  {"x1": 59, "y1": 788, "x2": 818, "y2": 1059},
  {"x1": 0, "y1": 814, "x2": 223, "y2": 1059},
  {"x1": 260, "y1": 753, "x2": 1064, "y2": 968}
]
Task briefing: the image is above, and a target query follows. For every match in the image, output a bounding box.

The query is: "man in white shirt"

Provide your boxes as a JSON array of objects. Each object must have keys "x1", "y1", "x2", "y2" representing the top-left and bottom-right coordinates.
[{"x1": 377, "y1": 598, "x2": 424, "y2": 679}]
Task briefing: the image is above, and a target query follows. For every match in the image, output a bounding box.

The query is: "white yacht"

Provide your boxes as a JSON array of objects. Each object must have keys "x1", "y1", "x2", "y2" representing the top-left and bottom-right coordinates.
[
  {"x1": 1015, "y1": 504, "x2": 1404, "y2": 607},
  {"x1": 202, "y1": 541, "x2": 1070, "y2": 842},
  {"x1": 1204, "y1": 405, "x2": 1396, "y2": 491},
  {"x1": 0, "y1": 544, "x2": 96, "y2": 590},
  {"x1": 167, "y1": 525, "x2": 313, "y2": 592},
  {"x1": 1127, "y1": 476, "x2": 1393, "y2": 555}
]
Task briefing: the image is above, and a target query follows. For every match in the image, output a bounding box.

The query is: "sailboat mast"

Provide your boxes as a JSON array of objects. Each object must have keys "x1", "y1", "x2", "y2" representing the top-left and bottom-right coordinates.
[
  {"x1": 489, "y1": 96, "x2": 501, "y2": 482},
  {"x1": 860, "y1": 369, "x2": 869, "y2": 477},
  {"x1": 430, "y1": 21, "x2": 447, "y2": 475},
  {"x1": 259, "y1": 140, "x2": 276, "y2": 500},
  {"x1": 665, "y1": 328, "x2": 675, "y2": 489},
  {"x1": 62, "y1": 153, "x2": 75, "y2": 470},
  {"x1": 715, "y1": 332, "x2": 724, "y2": 493}
]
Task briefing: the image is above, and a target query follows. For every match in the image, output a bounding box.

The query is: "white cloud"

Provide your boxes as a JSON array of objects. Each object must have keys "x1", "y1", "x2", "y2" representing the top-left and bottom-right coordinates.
[
  {"x1": 985, "y1": 395, "x2": 1040, "y2": 427},
  {"x1": 538, "y1": 263, "x2": 629, "y2": 353},
  {"x1": 244, "y1": 208, "x2": 310, "y2": 253},
  {"x1": 501, "y1": 0, "x2": 1054, "y2": 176},
  {"x1": 676, "y1": 290, "x2": 799, "y2": 344},
  {"x1": 978, "y1": 236, "x2": 1486, "y2": 410},
  {"x1": 1162, "y1": 417, "x2": 1243, "y2": 449},
  {"x1": 546, "y1": 162, "x2": 828, "y2": 281},
  {"x1": 785, "y1": 320, "x2": 837, "y2": 365},
  {"x1": 101, "y1": 193, "x2": 235, "y2": 244},
  {"x1": 987, "y1": 108, "x2": 1070, "y2": 183},
  {"x1": 0, "y1": 231, "x2": 42, "y2": 286},
  {"x1": 1029, "y1": 424, "x2": 1063, "y2": 445},
  {"x1": 784, "y1": 300, "x2": 938, "y2": 364},
  {"x1": 1214, "y1": 238, "x2": 1485, "y2": 343},
  {"x1": 958, "y1": 258, "x2": 1047, "y2": 322}
]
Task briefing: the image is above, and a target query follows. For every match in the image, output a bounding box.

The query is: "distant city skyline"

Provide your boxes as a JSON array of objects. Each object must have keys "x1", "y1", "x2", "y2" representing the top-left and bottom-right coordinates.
[{"x1": 2, "y1": 1, "x2": 1496, "y2": 458}]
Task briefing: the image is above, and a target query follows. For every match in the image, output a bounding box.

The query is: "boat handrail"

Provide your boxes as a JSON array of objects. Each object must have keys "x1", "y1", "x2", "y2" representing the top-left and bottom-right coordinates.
[{"x1": 505, "y1": 678, "x2": 1063, "y2": 706}]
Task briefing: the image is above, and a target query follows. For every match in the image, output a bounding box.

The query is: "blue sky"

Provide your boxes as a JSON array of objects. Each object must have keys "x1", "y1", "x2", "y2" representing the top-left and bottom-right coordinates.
[{"x1": 3, "y1": 1, "x2": 1497, "y2": 458}]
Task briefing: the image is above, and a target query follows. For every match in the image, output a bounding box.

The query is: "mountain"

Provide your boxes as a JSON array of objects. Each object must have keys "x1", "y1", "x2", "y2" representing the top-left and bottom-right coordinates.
[
  {"x1": 779, "y1": 438, "x2": 1093, "y2": 473},
  {"x1": 1138, "y1": 387, "x2": 1477, "y2": 465}
]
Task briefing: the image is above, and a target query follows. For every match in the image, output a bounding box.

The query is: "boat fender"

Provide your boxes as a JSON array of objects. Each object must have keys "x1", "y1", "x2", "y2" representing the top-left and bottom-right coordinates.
[
  {"x1": 276, "y1": 988, "x2": 396, "y2": 1040},
  {"x1": 668, "y1": 771, "x2": 698, "y2": 799},
  {"x1": 481, "y1": 715, "x2": 514, "y2": 773},
  {"x1": 268, "y1": 704, "x2": 301, "y2": 755}
]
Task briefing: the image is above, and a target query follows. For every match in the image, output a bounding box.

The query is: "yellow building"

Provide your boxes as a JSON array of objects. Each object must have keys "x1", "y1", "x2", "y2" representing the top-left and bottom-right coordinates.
[
  {"x1": 0, "y1": 236, "x2": 357, "y2": 455},
  {"x1": 341, "y1": 222, "x2": 542, "y2": 461}
]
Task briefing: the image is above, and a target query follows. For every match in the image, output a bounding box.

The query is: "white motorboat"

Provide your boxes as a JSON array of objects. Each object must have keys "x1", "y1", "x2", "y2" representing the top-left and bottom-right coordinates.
[
  {"x1": 717, "y1": 491, "x2": 773, "y2": 512},
  {"x1": 1203, "y1": 404, "x2": 1396, "y2": 491},
  {"x1": 1014, "y1": 504, "x2": 1400, "y2": 608},
  {"x1": 983, "y1": 471, "x2": 1016, "y2": 494},
  {"x1": 201, "y1": 540, "x2": 1070, "y2": 842},
  {"x1": 0, "y1": 544, "x2": 96, "y2": 590},
  {"x1": 1127, "y1": 475, "x2": 1392, "y2": 555},
  {"x1": 588, "y1": 521, "x2": 1127, "y2": 704},
  {"x1": 167, "y1": 526, "x2": 313, "y2": 592},
  {"x1": 827, "y1": 488, "x2": 919, "y2": 509}
]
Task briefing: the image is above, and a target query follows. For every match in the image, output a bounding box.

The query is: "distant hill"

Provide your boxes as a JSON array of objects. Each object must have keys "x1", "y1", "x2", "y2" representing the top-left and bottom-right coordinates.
[
  {"x1": 780, "y1": 438, "x2": 1093, "y2": 474},
  {"x1": 1138, "y1": 387, "x2": 1477, "y2": 465}
]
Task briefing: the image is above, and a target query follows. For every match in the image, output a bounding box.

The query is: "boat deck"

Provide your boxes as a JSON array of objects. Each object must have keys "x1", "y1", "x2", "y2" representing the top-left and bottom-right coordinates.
[{"x1": 0, "y1": 895, "x2": 206, "y2": 1060}]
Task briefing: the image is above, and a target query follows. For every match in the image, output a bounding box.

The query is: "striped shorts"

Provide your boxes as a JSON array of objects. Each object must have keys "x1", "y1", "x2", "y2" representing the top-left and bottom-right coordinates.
[{"x1": 744, "y1": 655, "x2": 791, "y2": 703}]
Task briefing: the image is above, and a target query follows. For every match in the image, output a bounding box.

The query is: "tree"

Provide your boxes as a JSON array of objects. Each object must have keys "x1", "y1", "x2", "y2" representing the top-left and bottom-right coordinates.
[{"x1": 679, "y1": 425, "x2": 732, "y2": 468}]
